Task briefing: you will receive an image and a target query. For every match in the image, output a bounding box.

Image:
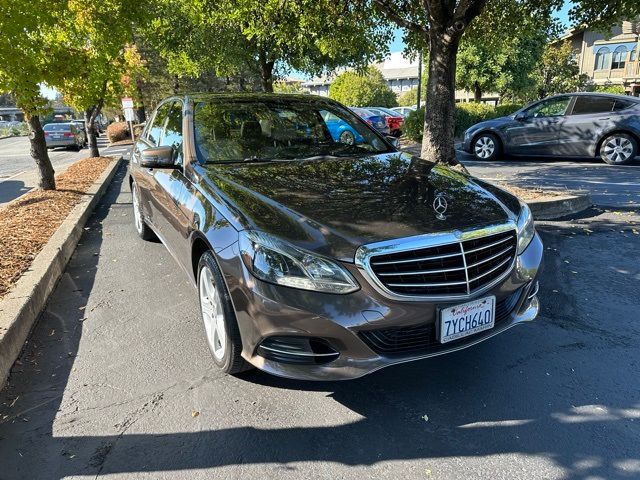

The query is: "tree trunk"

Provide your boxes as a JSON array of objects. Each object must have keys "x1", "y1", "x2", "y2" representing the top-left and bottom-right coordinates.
[
  {"x1": 258, "y1": 49, "x2": 274, "y2": 93},
  {"x1": 473, "y1": 81, "x2": 482, "y2": 102},
  {"x1": 26, "y1": 114, "x2": 56, "y2": 190},
  {"x1": 84, "y1": 105, "x2": 100, "y2": 157},
  {"x1": 421, "y1": 28, "x2": 461, "y2": 167}
]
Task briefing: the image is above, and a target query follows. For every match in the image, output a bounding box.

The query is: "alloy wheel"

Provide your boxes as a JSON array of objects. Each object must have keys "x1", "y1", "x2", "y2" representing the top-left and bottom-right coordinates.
[
  {"x1": 199, "y1": 266, "x2": 227, "y2": 361},
  {"x1": 474, "y1": 136, "x2": 496, "y2": 159},
  {"x1": 340, "y1": 130, "x2": 355, "y2": 145},
  {"x1": 603, "y1": 136, "x2": 634, "y2": 164},
  {"x1": 132, "y1": 184, "x2": 143, "y2": 234}
]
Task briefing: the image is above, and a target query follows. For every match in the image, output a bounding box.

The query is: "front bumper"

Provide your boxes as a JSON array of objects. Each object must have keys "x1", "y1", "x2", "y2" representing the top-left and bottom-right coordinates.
[{"x1": 218, "y1": 232, "x2": 543, "y2": 381}]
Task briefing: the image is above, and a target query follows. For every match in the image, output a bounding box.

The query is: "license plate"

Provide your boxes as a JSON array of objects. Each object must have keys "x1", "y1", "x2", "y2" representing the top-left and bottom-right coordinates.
[{"x1": 439, "y1": 296, "x2": 495, "y2": 344}]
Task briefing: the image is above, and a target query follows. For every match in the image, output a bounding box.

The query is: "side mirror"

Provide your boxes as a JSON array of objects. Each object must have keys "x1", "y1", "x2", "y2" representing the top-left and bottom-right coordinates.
[
  {"x1": 514, "y1": 112, "x2": 527, "y2": 121},
  {"x1": 386, "y1": 136, "x2": 400, "y2": 148},
  {"x1": 140, "y1": 146, "x2": 176, "y2": 168}
]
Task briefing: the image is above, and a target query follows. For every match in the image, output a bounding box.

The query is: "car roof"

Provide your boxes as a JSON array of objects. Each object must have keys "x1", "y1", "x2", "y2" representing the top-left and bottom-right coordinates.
[
  {"x1": 547, "y1": 92, "x2": 640, "y2": 102},
  {"x1": 185, "y1": 92, "x2": 338, "y2": 105}
]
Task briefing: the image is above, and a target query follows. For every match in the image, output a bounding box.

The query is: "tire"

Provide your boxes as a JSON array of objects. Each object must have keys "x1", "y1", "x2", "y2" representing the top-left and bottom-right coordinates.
[
  {"x1": 131, "y1": 181, "x2": 156, "y2": 241},
  {"x1": 197, "y1": 251, "x2": 251, "y2": 375},
  {"x1": 472, "y1": 132, "x2": 501, "y2": 161},
  {"x1": 599, "y1": 133, "x2": 637, "y2": 165},
  {"x1": 339, "y1": 130, "x2": 355, "y2": 145}
]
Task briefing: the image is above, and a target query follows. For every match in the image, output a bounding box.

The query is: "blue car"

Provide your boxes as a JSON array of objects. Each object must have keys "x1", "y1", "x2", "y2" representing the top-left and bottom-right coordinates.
[{"x1": 322, "y1": 111, "x2": 364, "y2": 145}]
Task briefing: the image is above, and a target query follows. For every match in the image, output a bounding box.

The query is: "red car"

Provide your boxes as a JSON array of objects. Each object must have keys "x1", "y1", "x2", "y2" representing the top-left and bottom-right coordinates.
[{"x1": 367, "y1": 107, "x2": 405, "y2": 137}]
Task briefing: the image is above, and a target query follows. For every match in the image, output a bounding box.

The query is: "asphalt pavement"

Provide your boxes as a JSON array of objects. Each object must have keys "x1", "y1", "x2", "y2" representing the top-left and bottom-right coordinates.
[
  {"x1": 0, "y1": 150, "x2": 639, "y2": 479},
  {"x1": 0, "y1": 135, "x2": 126, "y2": 205}
]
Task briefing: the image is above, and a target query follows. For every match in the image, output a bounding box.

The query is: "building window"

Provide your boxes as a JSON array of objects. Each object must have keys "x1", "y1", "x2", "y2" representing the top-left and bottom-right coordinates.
[
  {"x1": 594, "y1": 47, "x2": 611, "y2": 70},
  {"x1": 631, "y1": 47, "x2": 637, "y2": 62},
  {"x1": 612, "y1": 46, "x2": 628, "y2": 69}
]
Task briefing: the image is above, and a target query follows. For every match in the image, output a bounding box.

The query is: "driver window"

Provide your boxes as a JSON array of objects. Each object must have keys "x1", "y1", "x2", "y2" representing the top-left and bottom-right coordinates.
[
  {"x1": 147, "y1": 102, "x2": 172, "y2": 145},
  {"x1": 526, "y1": 97, "x2": 571, "y2": 118},
  {"x1": 161, "y1": 102, "x2": 184, "y2": 166}
]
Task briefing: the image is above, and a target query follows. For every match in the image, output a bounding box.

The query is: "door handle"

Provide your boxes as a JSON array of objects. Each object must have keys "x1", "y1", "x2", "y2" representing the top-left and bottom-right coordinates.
[{"x1": 598, "y1": 117, "x2": 610, "y2": 120}]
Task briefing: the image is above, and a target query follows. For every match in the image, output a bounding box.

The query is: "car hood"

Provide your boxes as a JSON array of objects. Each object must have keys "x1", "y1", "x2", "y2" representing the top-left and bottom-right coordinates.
[
  {"x1": 199, "y1": 152, "x2": 521, "y2": 261},
  {"x1": 467, "y1": 116, "x2": 512, "y2": 132}
]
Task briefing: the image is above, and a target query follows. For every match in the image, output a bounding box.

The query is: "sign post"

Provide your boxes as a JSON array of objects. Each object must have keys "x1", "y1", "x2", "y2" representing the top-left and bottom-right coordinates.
[{"x1": 121, "y1": 97, "x2": 135, "y2": 142}]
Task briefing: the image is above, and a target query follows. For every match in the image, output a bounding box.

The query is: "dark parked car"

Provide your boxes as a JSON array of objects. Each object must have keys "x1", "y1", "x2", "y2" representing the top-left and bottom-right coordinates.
[
  {"x1": 366, "y1": 107, "x2": 405, "y2": 137},
  {"x1": 129, "y1": 94, "x2": 542, "y2": 380},
  {"x1": 350, "y1": 107, "x2": 391, "y2": 136},
  {"x1": 463, "y1": 93, "x2": 640, "y2": 164}
]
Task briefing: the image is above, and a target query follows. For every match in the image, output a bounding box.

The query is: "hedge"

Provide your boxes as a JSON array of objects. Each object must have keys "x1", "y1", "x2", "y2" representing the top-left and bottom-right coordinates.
[
  {"x1": 106, "y1": 122, "x2": 130, "y2": 143},
  {"x1": 404, "y1": 102, "x2": 523, "y2": 141}
]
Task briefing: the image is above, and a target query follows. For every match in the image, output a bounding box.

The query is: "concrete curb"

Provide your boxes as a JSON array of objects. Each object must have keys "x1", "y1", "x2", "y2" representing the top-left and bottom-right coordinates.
[
  {"x1": 528, "y1": 190, "x2": 592, "y2": 220},
  {"x1": 0, "y1": 156, "x2": 122, "y2": 388}
]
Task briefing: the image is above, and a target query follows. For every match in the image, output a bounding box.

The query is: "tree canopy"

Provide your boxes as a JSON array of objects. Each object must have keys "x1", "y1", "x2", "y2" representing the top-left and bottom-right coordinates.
[
  {"x1": 532, "y1": 40, "x2": 589, "y2": 99},
  {"x1": 329, "y1": 67, "x2": 398, "y2": 107},
  {"x1": 146, "y1": 0, "x2": 393, "y2": 92}
]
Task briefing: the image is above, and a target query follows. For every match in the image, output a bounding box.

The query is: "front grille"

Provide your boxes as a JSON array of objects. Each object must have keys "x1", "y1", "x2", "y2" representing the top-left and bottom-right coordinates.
[
  {"x1": 359, "y1": 288, "x2": 522, "y2": 356},
  {"x1": 369, "y1": 229, "x2": 517, "y2": 297}
]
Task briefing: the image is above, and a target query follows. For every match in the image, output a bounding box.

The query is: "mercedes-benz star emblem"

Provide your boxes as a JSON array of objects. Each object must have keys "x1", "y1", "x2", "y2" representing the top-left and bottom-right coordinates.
[{"x1": 433, "y1": 194, "x2": 448, "y2": 220}]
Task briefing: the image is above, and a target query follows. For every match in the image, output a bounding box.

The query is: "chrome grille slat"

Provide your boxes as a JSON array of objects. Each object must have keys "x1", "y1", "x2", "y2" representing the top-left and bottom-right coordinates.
[
  {"x1": 367, "y1": 228, "x2": 517, "y2": 297},
  {"x1": 468, "y1": 256, "x2": 512, "y2": 284},
  {"x1": 377, "y1": 265, "x2": 467, "y2": 276},
  {"x1": 370, "y1": 251, "x2": 462, "y2": 266},
  {"x1": 466, "y1": 245, "x2": 514, "y2": 269},
  {"x1": 464, "y1": 235, "x2": 512, "y2": 254}
]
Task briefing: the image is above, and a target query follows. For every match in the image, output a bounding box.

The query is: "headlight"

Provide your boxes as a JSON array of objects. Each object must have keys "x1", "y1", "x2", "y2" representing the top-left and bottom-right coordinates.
[
  {"x1": 516, "y1": 202, "x2": 535, "y2": 254},
  {"x1": 239, "y1": 230, "x2": 359, "y2": 294}
]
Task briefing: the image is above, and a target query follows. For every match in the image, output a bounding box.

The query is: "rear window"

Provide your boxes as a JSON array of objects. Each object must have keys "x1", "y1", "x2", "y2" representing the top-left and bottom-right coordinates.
[
  {"x1": 44, "y1": 123, "x2": 72, "y2": 131},
  {"x1": 614, "y1": 98, "x2": 636, "y2": 110},
  {"x1": 193, "y1": 99, "x2": 391, "y2": 163},
  {"x1": 571, "y1": 96, "x2": 616, "y2": 115}
]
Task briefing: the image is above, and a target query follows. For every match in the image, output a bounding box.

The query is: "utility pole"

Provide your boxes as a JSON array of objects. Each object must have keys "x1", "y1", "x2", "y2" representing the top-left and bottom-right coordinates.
[{"x1": 416, "y1": 50, "x2": 422, "y2": 109}]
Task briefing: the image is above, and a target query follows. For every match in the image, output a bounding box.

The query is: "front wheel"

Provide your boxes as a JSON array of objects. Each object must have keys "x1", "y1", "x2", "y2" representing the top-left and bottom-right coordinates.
[
  {"x1": 472, "y1": 133, "x2": 501, "y2": 161},
  {"x1": 600, "y1": 133, "x2": 637, "y2": 165},
  {"x1": 198, "y1": 252, "x2": 250, "y2": 375},
  {"x1": 339, "y1": 130, "x2": 355, "y2": 145},
  {"x1": 131, "y1": 181, "x2": 156, "y2": 241}
]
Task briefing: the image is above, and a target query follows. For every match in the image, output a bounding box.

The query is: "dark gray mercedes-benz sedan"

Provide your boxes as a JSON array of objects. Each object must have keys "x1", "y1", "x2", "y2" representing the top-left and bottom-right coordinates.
[
  {"x1": 463, "y1": 93, "x2": 640, "y2": 164},
  {"x1": 129, "y1": 94, "x2": 542, "y2": 380}
]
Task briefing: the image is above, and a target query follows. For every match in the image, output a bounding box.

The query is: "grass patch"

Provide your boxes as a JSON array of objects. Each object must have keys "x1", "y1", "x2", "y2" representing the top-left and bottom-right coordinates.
[{"x1": 0, "y1": 157, "x2": 114, "y2": 299}]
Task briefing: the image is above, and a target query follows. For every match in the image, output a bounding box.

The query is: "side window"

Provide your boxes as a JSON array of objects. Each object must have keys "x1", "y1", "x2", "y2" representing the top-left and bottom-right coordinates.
[
  {"x1": 146, "y1": 102, "x2": 172, "y2": 145},
  {"x1": 571, "y1": 96, "x2": 615, "y2": 115},
  {"x1": 614, "y1": 99, "x2": 634, "y2": 111},
  {"x1": 160, "y1": 102, "x2": 184, "y2": 165},
  {"x1": 526, "y1": 97, "x2": 571, "y2": 118}
]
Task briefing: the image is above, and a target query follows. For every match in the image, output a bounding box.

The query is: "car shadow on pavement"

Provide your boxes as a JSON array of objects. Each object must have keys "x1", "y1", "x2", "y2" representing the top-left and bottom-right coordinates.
[
  {"x1": 0, "y1": 170, "x2": 639, "y2": 480},
  {"x1": 0, "y1": 180, "x2": 30, "y2": 204}
]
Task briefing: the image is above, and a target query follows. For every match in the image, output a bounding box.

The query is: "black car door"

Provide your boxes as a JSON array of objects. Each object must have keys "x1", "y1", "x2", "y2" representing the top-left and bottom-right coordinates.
[
  {"x1": 145, "y1": 101, "x2": 195, "y2": 271},
  {"x1": 504, "y1": 96, "x2": 573, "y2": 155},
  {"x1": 131, "y1": 101, "x2": 173, "y2": 232}
]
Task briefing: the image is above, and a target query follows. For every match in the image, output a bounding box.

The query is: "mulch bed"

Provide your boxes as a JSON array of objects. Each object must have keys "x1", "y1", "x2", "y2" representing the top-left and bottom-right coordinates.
[{"x1": 0, "y1": 157, "x2": 114, "y2": 299}]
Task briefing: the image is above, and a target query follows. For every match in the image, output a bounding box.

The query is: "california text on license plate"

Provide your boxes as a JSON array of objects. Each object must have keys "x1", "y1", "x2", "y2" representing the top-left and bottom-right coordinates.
[{"x1": 439, "y1": 296, "x2": 495, "y2": 344}]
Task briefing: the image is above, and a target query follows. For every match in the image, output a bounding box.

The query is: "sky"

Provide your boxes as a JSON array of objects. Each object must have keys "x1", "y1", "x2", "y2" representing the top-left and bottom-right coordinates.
[{"x1": 40, "y1": 2, "x2": 574, "y2": 99}]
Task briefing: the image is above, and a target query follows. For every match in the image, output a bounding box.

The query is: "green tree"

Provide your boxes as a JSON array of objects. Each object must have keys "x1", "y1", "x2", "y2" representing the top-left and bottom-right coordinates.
[
  {"x1": 147, "y1": 0, "x2": 392, "y2": 93},
  {"x1": 273, "y1": 81, "x2": 306, "y2": 94},
  {"x1": 329, "y1": 67, "x2": 397, "y2": 107},
  {"x1": 0, "y1": 0, "x2": 72, "y2": 189},
  {"x1": 533, "y1": 40, "x2": 589, "y2": 99},
  {"x1": 397, "y1": 88, "x2": 418, "y2": 106},
  {"x1": 368, "y1": 0, "x2": 636, "y2": 167},
  {"x1": 456, "y1": 3, "x2": 553, "y2": 103}
]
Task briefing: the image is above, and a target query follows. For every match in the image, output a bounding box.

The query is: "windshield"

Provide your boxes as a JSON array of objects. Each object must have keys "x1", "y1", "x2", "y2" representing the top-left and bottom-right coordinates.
[{"x1": 193, "y1": 99, "x2": 392, "y2": 163}]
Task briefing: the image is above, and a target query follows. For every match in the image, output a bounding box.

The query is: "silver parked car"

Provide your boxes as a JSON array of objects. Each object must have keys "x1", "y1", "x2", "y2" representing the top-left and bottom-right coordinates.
[
  {"x1": 391, "y1": 106, "x2": 416, "y2": 117},
  {"x1": 44, "y1": 122, "x2": 85, "y2": 150},
  {"x1": 463, "y1": 93, "x2": 640, "y2": 165}
]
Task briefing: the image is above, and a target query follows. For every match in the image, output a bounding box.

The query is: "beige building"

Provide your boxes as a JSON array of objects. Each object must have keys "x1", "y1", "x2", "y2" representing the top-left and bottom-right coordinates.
[{"x1": 562, "y1": 20, "x2": 640, "y2": 95}]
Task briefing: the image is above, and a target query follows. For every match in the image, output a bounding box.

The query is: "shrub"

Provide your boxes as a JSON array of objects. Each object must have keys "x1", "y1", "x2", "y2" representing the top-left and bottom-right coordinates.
[
  {"x1": 329, "y1": 67, "x2": 397, "y2": 108},
  {"x1": 106, "y1": 122, "x2": 130, "y2": 143},
  {"x1": 494, "y1": 103, "x2": 523, "y2": 117},
  {"x1": 403, "y1": 107, "x2": 425, "y2": 142},
  {"x1": 397, "y1": 88, "x2": 418, "y2": 107},
  {"x1": 404, "y1": 102, "x2": 523, "y2": 141}
]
